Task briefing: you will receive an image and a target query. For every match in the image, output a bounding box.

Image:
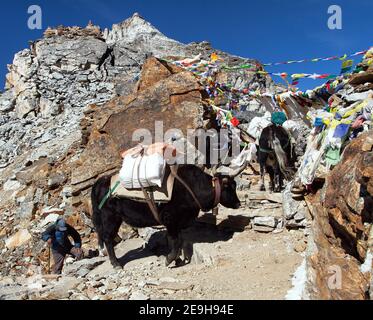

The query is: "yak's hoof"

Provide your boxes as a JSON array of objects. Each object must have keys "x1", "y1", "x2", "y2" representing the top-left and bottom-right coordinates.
[
  {"x1": 165, "y1": 258, "x2": 172, "y2": 267},
  {"x1": 175, "y1": 258, "x2": 185, "y2": 267},
  {"x1": 111, "y1": 262, "x2": 122, "y2": 270},
  {"x1": 98, "y1": 250, "x2": 106, "y2": 257},
  {"x1": 165, "y1": 257, "x2": 185, "y2": 268},
  {"x1": 165, "y1": 254, "x2": 177, "y2": 267}
]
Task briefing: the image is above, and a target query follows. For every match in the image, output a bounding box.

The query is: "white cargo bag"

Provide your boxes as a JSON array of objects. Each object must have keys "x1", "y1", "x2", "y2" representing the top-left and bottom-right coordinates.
[
  {"x1": 247, "y1": 112, "x2": 272, "y2": 141},
  {"x1": 119, "y1": 153, "x2": 166, "y2": 189}
]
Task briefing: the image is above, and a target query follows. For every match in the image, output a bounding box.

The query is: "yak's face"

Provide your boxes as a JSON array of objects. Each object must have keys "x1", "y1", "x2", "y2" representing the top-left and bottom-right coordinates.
[{"x1": 219, "y1": 176, "x2": 241, "y2": 209}]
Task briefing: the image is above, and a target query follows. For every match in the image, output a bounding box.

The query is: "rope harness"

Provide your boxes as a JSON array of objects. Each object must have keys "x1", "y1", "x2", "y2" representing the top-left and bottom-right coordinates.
[
  {"x1": 137, "y1": 154, "x2": 162, "y2": 224},
  {"x1": 169, "y1": 165, "x2": 204, "y2": 211}
]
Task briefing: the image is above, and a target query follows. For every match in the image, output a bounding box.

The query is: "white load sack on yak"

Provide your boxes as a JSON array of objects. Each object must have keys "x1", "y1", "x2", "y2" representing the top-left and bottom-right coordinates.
[
  {"x1": 119, "y1": 143, "x2": 172, "y2": 189},
  {"x1": 119, "y1": 153, "x2": 166, "y2": 189},
  {"x1": 247, "y1": 111, "x2": 272, "y2": 141}
]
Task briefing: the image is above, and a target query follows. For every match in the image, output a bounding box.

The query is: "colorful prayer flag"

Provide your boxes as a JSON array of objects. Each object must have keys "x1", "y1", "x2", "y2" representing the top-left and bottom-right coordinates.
[
  {"x1": 211, "y1": 52, "x2": 219, "y2": 62},
  {"x1": 230, "y1": 117, "x2": 240, "y2": 127},
  {"x1": 340, "y1": 59, "x2": 353, "y2": 74}
]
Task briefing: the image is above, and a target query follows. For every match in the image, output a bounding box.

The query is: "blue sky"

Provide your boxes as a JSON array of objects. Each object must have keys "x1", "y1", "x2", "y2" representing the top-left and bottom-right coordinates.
[{"x1": 0, "y1": 0, "x2": 372, "y2": 91}]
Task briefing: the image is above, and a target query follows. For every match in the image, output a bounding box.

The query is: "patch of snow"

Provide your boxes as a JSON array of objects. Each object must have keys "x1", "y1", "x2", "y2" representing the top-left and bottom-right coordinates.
[
  {"x1": 285, "y1": 259, "x2": 307, "y2": 300},
  {"x1": 360, "y1": 250, "x2": 372, "y2": 274}
]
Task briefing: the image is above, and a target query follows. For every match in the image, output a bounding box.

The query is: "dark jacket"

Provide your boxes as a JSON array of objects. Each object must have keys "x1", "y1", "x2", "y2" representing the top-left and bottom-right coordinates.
[{"x1": 42, "y1": 224, "x2": 81, "y2": 254}]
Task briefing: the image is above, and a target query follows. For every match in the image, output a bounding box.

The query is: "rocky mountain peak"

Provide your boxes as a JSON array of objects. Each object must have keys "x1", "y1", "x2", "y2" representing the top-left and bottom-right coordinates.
[{"x1": 103, "y1": 12, "x2": 176, "y2": 45}]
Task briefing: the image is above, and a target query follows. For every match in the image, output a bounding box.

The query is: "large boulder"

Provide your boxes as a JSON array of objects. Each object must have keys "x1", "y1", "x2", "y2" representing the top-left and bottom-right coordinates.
[{"x1": 70, "y1": 57, "x2": 205, "y2": 191}]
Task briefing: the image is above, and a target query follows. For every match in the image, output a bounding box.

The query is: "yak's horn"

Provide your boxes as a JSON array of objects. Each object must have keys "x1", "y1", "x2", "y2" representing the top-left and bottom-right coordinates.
[
  {"x1": 227, "y1": 162, "x2": 247, "y2": 177},
  {"x1": 216, "y1": 162, "x2": 247, "y2": 178}
]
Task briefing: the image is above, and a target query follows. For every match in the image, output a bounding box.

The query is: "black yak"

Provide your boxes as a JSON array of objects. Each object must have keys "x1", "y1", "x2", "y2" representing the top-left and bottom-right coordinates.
[
  {"x1": 91, "y1": 164, "x2": 243, "y2": 269},
  {"x1": 258, "y1": 124, "x2": 295, "y2": 192}
]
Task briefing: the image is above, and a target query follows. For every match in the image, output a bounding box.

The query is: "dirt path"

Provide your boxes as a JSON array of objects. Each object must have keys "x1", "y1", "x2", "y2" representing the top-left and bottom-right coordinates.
[
  {"x1": 85, "y1": 224, "x2": 304, "y2": 300},
  {"x1": 160, "y1": 230, "x2": 303, "y2": 300}
]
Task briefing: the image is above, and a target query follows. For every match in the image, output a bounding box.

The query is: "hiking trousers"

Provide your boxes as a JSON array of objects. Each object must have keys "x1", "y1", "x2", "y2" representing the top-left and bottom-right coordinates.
[{"x1": 52, "y1": 247, "x2": 83, "y2": 274}]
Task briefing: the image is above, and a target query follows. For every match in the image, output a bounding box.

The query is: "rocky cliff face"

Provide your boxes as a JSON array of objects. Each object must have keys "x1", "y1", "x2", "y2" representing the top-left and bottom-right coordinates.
[
  {"x1": 299, "y1": 54, "x2": 373, "y2": 299},
  {"x1": 303, "y1": 131, "x2": 373, "y2": 299}
]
